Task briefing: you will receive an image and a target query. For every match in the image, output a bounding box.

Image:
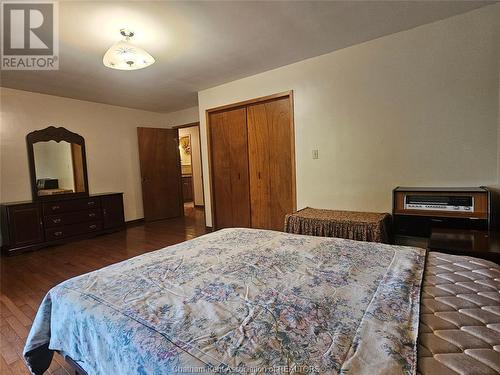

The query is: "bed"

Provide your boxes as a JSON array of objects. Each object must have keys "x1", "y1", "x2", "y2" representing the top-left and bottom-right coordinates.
[
  {"x1": 23, "y1": 228, "x2": 499, "y2": 374},
  {"x1": 418, "y1": 252, "x2": 500, "y2": 374}
]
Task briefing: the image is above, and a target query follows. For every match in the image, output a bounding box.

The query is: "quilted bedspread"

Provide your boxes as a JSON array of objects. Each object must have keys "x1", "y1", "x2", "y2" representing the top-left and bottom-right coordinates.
[{"x1": 24, "y1": 228, "x2": 425, "y2": 375}]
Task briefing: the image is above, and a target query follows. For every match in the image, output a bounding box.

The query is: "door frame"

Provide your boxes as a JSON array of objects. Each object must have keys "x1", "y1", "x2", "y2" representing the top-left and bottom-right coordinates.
[
  {"x1": 171, "y1": 122, "x2": 205, "y2": 208},
  {"x1": 178, "y1": 133, "x2": 194, "y2": 204},
  {"x1": 206, "y1": 90, "x2": 296, "y2": 229}
]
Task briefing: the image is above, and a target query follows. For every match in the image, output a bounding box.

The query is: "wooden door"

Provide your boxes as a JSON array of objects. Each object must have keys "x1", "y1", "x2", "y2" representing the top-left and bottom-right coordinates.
[
  {"x1": 71, "y1": 143, "x2": 86, "y2": 193},
  {"x1": 138, "y1": 127, "x2": 183, "y2": 221},
  {"x1": 209, "y1": 108, "x2": 251, "y2": 229},
  {"x1": 247, "y1": 97, "x2": 294, "y2": 231}
]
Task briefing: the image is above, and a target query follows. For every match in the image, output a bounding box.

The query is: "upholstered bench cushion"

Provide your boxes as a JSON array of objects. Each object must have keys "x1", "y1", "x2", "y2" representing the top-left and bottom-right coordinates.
[
  {"x1": 418, "y1": 252, "x2": 500, "y2": 375},
  {"x1": 284, "y1": 207, "x2": 391, "y2": 243}
]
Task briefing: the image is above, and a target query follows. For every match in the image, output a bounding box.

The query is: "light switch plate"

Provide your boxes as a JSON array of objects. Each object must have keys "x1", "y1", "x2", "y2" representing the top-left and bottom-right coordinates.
[{"x1": 312, "y1": 149, "x2": 319, "y2": 159}]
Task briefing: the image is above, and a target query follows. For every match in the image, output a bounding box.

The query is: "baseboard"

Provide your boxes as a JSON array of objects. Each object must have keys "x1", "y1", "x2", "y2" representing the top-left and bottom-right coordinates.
[
  {"x1": 205, "y1": 226, "x2": 214, "y2": 232},
  {"x1": 126, "y1": 218, "x2": 145, "y2": 227}
]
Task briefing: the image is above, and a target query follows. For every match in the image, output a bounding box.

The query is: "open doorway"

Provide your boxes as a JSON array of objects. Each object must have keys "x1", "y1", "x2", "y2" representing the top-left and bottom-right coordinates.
[
  {"x1": 176, "y1": 123, "x2": 204, "y2": 217},
  {"x1": 137, "y1": 124, "x2": 204, "y2": 224}
]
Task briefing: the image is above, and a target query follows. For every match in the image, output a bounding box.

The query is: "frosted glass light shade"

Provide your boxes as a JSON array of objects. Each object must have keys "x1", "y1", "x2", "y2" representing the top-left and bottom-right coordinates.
[{"x1": 103, "y1": 40, "x2": 155, "y2": 71}]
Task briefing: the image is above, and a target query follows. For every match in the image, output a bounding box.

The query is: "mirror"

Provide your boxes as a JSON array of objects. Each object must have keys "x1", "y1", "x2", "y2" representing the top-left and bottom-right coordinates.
[
  {"x1": 27, "y1": 127, "x2": 89, "y2": 200},
  {"x1": 33, "y1": 141, "x2": 85, "y2": 196}
]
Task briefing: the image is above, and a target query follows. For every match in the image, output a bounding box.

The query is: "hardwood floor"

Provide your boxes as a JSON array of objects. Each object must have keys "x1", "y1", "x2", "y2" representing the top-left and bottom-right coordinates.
[{"x1": 0, "y1": 207, "x2": 207, "y2": 375}]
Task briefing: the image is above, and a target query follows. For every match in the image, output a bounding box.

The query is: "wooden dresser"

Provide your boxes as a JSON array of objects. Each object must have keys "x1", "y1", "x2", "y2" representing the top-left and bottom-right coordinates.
[{"x1": 1, "y1": 193, "x2": 125, "y2": 255}]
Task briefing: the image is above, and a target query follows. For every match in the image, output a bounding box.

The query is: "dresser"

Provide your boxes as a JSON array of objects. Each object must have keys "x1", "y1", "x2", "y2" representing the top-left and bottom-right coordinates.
[{"x1": 1, "y1": 193, "x2": 125, "y2": 255}]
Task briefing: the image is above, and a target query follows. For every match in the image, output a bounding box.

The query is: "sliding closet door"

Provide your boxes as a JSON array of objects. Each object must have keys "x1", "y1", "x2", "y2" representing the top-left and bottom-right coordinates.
[
  {"x1": 247, "y1": 97, "x2": 294, "y2": 231},
  {"x1": 209, "y1": 108, "x2": 251, "y2": 229}
]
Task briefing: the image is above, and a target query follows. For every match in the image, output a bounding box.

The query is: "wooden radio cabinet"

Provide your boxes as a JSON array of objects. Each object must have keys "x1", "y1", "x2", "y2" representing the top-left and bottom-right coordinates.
[{"x1": 392, "y1": 187, "x2": 490, "y2": 238}]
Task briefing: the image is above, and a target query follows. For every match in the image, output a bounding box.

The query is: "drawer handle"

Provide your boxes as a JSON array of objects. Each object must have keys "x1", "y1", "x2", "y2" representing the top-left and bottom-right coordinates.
[
  {"x1": 53, "y1": 218, "x2": 61, "y2": 224},
  {"x1": 89, "y1": 224, "x2": 97, "y2": 229},
  {"x1": 88, "y1": 201, "x2": 96, "y2": 206},
  {"x1": 88, "y1": 213, "x2": 96, "y2": 217},
  {"x1": 54, "y1": 231, "x2": 63, "y2": 237},
  {"x1": 51, "y1": 205, "x2": 60, "y2": 210}
]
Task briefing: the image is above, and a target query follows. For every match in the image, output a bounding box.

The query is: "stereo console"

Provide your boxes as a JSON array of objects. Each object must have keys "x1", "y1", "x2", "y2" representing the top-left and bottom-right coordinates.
[
  {"x1": 404, "y1": 195, "x2": 473, "y2": 212},
  {"x1": 393, "y1": 187, "x2": 490, "y2": 237}
]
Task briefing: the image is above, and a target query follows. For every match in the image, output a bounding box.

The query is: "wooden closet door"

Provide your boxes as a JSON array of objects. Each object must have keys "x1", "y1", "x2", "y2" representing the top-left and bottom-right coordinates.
[
  {"x1": 247, "y1": 97, "x2": 294, "y2": 231},
  {"x1": 209, "y1": 108, "x2": 251, "y2": 228}
]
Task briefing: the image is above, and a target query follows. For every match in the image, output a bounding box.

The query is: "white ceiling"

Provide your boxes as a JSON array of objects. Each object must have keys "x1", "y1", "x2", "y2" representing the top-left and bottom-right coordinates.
[{"x1": 0, "y1": 1, "x2": 495, "y2": 113}]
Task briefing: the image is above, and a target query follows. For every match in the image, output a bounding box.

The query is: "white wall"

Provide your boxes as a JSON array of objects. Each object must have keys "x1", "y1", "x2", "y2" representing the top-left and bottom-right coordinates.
[
  {"x1": 179, "y1": 126, "x2": 204, "y2": 206},
  {"x1": 199, "y1": 4, "x2": 500, "y2": 227},
  {"x1": 165, "y1": 106, "x2": 200, "y2": 127},
  {"x1": 0, "y1": 88, "x2": 167, "y2": 221}
]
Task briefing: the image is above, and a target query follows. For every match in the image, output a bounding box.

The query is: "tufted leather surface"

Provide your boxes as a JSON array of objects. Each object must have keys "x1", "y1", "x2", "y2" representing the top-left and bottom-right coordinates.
[{"x1": 418, "y1": 252, "x2": 500, "y2": 374}]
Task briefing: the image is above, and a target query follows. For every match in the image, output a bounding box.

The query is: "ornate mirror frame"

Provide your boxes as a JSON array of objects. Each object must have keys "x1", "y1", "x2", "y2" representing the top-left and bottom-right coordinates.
[{"x1": 26, "y1": 126, "x2": 90, "y2": 201}]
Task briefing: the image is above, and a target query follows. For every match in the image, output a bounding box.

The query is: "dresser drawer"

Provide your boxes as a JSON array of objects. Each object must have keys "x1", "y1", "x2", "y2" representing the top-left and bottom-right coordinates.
[
  {"x1": 45, "y1": 210, "x2": 102, "y2": 228},
  {"x1": 45, "y1": 221, "x2": 102, "y2": 241},
  {"x1": 43, "y1": 198, "x2": 101, "y2": 215}
]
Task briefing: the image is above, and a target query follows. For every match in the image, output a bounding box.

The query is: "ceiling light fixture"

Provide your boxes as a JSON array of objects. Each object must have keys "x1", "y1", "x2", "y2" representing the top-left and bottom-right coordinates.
[{"x1": 103, "y1": 29, "x2": 155, "y2": 71}]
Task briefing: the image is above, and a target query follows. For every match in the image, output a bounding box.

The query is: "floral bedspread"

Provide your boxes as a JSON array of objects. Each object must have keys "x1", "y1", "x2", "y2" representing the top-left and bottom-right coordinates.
[{"x1": 24, "y1": 228, "x2": 425, "y2": 375}]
